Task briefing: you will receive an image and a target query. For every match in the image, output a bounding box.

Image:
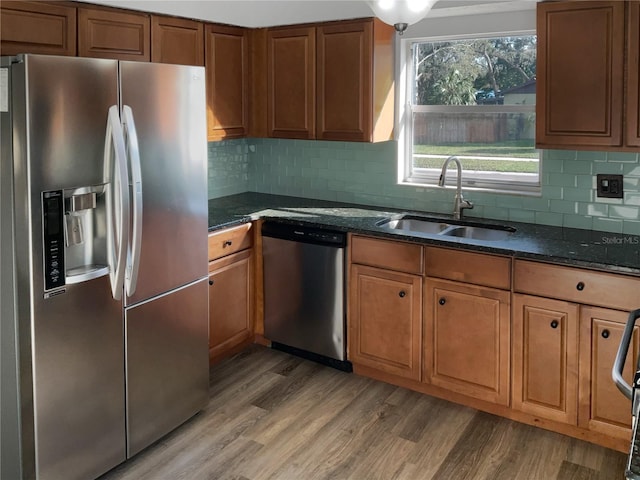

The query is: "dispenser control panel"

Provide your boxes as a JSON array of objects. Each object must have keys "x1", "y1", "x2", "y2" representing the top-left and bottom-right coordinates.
[{"x1": 42, "y1": 190, "x2": 65, "y2": 291}]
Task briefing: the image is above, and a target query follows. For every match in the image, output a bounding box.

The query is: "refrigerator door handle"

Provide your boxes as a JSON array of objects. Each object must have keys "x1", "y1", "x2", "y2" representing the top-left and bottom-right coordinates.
[
  {"x1": 104, "y1": 105, "x2": 130, "y2": 300},
  {"x1": 122, "y1": 105, "x2": 143, "y2": 297}
]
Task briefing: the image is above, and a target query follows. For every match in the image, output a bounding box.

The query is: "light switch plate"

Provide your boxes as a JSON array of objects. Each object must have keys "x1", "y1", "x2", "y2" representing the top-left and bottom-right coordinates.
[{"x1": 596, "y1": 174, "x2": 624, "y2": 198}]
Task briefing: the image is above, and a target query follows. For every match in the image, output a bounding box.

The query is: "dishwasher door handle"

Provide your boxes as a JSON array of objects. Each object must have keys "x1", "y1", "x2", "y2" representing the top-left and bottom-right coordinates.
[{"x1": 613, "y1": 308, "x2": 640, "y2": 400}]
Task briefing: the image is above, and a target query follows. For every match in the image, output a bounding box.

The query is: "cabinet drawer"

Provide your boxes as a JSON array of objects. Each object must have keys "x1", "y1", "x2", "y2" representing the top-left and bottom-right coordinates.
[
  {"x1": 514, "y1": 260, "x2": 640, "y2": 311},
  {"x1": 351, "y1": 235, "x2": 423, "y2": 274},
  {"x1": 426, "y1": 247, "x2": 511, "y2": 289},
  {"x1": 208, "y1": 223, "x2": 253, "y2": 261}
]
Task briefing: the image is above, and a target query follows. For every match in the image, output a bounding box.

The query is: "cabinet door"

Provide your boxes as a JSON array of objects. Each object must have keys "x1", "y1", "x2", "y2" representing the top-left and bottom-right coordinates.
[
  {"x1": 267, "y1": 26, "x2": 316, "y2": 139},
  {"x1": 78, "y1": 7, "x2": 150, "y2": 61},
  {"x1": 0, "y1": 1, "x2": 76, "y2": 56},
  {"x1": 512, "y1": 294, "x2": 579, "y2": 425},
  {"x1": 208, "y1": 249, "x2": 253, "y2": 363},
  {"x1": 424, "y1": 278, "x2": 510, "y2": 405},
  {"x1": 317, "y1": 20, "x2": 372, "y2": 142},
  {"x1": 579, "y1": 306, "x2": 639, "y2": 440},
  {"x1": 536, "y1": 1, "x2": 625, "y2": 148},
  {"x1": 628, "y1": 1, "x2": 640, "y2": 147},
  {"x1": 205, "y1": 24, "x2": 249, "y2": 140},
  {"x1": 151, "y1": 15, "x2": 204, "y2": 66},
  {"x1": 349, "y1": 264, "x2": 422, "y2": 380}
]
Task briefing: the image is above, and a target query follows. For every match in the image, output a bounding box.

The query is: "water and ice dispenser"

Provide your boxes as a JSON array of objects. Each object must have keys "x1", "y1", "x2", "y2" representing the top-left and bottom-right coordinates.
[{"x1": 42, "y1": 185, "x2": 109, "y2": 293}]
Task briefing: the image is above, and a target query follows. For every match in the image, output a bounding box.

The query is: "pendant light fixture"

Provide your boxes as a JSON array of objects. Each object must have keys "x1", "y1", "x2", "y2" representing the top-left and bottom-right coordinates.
[{"x1": 368, "y1": 0, "x2": 438, "y2": 35}]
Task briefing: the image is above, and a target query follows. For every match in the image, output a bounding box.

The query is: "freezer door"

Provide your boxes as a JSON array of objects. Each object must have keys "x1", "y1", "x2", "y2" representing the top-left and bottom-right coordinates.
[
  {"x1": 6, "y1": 55, "x2": 126, "y2": 480},
  {"x1": 31, "y1": 277, "x2": 126, "y2": 480},
  {"x1": 119, "y1": 62, "x2": 208, "y2": 306},
  {"x1": 125, "y1": 278, "x2": 209, "y2": 457}
]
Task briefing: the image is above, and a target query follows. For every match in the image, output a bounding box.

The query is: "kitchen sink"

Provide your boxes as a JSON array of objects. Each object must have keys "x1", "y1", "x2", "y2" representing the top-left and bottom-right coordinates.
[
  {"x1": 376, "y1": 215, "x2": 516, "y2": 241},
  {"x1": 382, "y1": 217, "x2": 451, "y2": 235}
]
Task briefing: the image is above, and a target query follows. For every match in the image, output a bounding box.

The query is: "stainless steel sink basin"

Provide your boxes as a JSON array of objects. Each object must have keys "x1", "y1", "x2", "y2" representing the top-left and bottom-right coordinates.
[
  {"x1": 383, "y1": 218, "x2": 451, "y2": 235},
  {"x1": 440, "y1": 225, "x2": 514, "y2": 241},
  {"x1": 376, "y1": 215, "x2": 515, "y2": 242}
]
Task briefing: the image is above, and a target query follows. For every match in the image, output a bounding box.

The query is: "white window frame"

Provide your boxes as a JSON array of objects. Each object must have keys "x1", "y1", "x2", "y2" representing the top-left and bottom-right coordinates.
[{"x1": 397, "y1": 30, "x2": 541, "y2": 196}]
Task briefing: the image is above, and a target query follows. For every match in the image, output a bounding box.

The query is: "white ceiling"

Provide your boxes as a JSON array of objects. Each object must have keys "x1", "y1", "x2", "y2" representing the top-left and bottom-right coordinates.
[{"x1": 83, "y1": 0, "x2": 535, "y2": 28}]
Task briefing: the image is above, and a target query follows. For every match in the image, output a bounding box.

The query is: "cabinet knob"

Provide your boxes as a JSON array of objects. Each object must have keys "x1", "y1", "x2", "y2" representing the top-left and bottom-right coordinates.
[
  {"x1": 439, "y1": 298, "x2": 446, "y2": 306},
  {"x1": 576, "y1": 281, "x2": 585, "y2": 291},
  {"x1": 209, "y1": 280, "x2": 214, "y2": 286},
  {"x1": 550, "y1": 320, "x2": 559, "y2": 329},
  {"x1": 602, "y1": 329, "x2": 610, "y2": 339},
  {"x1": 399, "y1": 291, "x2": 406, "y2": 298},
  {"x1": 223, "y1": 240, "x2": 233, "y2": 247}
]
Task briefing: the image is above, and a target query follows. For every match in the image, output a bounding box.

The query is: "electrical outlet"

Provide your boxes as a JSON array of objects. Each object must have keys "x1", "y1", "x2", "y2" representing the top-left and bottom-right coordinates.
[{"x1": 596, "y1": 174, "x2": 624, "y2": 198}]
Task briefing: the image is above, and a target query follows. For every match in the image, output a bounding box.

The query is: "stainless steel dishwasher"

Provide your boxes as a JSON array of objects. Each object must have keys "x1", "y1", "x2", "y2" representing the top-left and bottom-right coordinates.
[{"x1": 262, "y1": 222, "x2": 351, "y2": 371}]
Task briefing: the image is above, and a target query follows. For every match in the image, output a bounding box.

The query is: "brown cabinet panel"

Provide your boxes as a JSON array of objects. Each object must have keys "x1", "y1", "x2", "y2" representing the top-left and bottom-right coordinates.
[
  {"x1": 579, "y1": 306, "x2": 638, "y2": 440},
  {"x1": 536, "y1": 1, "x2": 625, "y2": 148},
  {"x1": 1, "y1": 1, "x2": 76, "y2": 56},
  {"x1": 78, "y1": 7, "x2": 150, "y2": 61},
  {"x1": 317, "y1": 20, "x2": 372, "y2": 141},
  {"x1": 208, "y1": 249, "x2": 253, "y2": 363},
  {"x1": 424, "y1": 279, "x2": 510, "y2": 405},
  {"x1": 512, "y1": 294, "x2": 579, "y2": 425},
  {"x1": 208, "y1": 223, "x2": 253, "y2": 262},
  {"x1": 205, "y1": 24, "x2": 249, "y2": 140},
  {"x1": 349, "y1": 264, "x2": 422, "y2": 380},
  {"x1": 267, "y1": 26, "x2": 316, "y2": 139},
  {"x1": 513, "y1": 259, "x2": 640, "y2": 312},
  {"x1": 351, "y1": 235, "x2": 423, "y2": 275},
  {"x1": 628, "y1": 1, "x2": 640, "y2": 146},
  {"x1": 425, "y1": 247, "x2": 511, "y2": 289},
  {"x1": 151, "y1": 15, "x2": 204, "y2": 66}
]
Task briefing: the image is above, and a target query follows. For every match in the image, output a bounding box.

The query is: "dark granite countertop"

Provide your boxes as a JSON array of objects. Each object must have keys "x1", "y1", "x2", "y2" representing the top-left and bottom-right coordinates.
[{"x1": 209, "y1": 192, "x2": 640, "y2": 276}]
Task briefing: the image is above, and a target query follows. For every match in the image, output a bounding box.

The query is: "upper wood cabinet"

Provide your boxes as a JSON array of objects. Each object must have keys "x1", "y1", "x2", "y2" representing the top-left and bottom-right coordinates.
[
  {"x1": 259, "y1": 18, "x2": 394, "y2": 142},
  {"x1": 628, "y1": 1, "x2": 640, "y2": 147},
  {"x1": 316, "y1": 18, "x2": 394, "y2": 142},
  {"x1": 536, "y1": 1, "x2": 639, "y2": 150},
  {"x1": 78, "y1": 6, "x2": 150, "y2": 61},
  {"x1": 205, "y1": 24, "x2": 250, "y2": 141},
  {"x1": 267, "y1": 26, "x2": 316, "y2": 139},
  {"x1": 0, "y1": 1, "x2": 77, "y2": 56},
  {"x1": 151, "y1": 15, "x2": 204, "y2": 66}
]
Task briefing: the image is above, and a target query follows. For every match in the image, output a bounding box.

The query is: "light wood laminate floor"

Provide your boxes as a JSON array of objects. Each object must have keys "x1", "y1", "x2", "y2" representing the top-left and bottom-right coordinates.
[{"x1": 99, "y1": 345, "x2": 627, "y2": 480}]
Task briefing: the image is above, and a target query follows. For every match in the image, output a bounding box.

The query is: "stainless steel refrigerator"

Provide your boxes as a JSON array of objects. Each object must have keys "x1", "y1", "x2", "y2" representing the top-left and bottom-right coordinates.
[{"x1": 1, "y1": 54, "x2": 209, "y2": 480}]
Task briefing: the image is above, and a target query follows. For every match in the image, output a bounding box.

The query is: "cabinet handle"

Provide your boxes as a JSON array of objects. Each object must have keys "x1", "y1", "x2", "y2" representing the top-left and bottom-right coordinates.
[
  {"x1": 439, "y1": 298, "x2": 446, "y2": 306},
  {"x1": 209, "y1": 280, "x2": 214, "y2": 286},
  {"x1": 399, "y1": 291, "x2": 406, "y2": 298},
  {"x1": 223, "y1": 240, "x2": 233, "y2": 247},
  {"x1": 602, "y1": 329, "x2": 610, "y2": 339},
  {"x1": 550, "y1": 320, "x2": 559, "y2": 329},
  {"x1": 576, "y1": 281, "x2": 585, "y2": 291}
]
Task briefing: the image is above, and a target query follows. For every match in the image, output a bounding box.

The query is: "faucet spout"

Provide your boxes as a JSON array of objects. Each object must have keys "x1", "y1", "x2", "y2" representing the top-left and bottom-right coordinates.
[{"x1": 438, "y1": 156, "x2": 473, "y2": 220}]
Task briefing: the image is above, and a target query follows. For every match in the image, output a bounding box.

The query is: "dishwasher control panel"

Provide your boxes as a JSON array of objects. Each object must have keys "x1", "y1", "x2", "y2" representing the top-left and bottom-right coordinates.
[{"x1": 262, "y1": 221, "x2": 346, "y2": 247}]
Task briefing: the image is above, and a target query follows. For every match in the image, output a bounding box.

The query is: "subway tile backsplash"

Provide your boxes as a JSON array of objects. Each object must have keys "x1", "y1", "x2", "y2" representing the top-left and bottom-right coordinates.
[{"x1": 208, "y1": 138, "x2": 640, "y2": 234}]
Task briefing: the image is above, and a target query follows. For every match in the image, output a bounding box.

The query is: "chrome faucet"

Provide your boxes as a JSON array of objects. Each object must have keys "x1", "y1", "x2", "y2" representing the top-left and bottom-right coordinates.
[{"x1": 438, "y1": 156, "x2": 474, "y2": 220}]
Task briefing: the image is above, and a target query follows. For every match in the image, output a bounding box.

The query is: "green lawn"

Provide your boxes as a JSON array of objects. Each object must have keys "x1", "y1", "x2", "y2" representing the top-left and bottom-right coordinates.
[{"x1": 413, "y1": 141, "x2": 539, "y2": 173}]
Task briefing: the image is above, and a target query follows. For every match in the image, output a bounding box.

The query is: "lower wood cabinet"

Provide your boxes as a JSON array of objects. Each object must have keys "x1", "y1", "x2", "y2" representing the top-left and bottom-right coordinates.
[
  {"x1": 208, "y1": 248, "x2": 253, "y2": 364},
  {"x1": 349, "y1": 264, "x2": 422, "y2": 381},
  {"x1": 579, "y1": 306, "x2": 639, "y2": 441},
  {"x1": 208, "y1": 224, "x2": 254, "y2": 364},
  {"x1": 424, "y1": 278, "x2": 510, "y2": 406},
  {"x1": 512, "y1": 294, "x2": 580, "y2": 425}
]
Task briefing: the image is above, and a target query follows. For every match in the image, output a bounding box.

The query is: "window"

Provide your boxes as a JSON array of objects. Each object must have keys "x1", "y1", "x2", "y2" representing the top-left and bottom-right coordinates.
[{"x1": 399, "y1": 34, "x2": 540, "y2": 194}]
